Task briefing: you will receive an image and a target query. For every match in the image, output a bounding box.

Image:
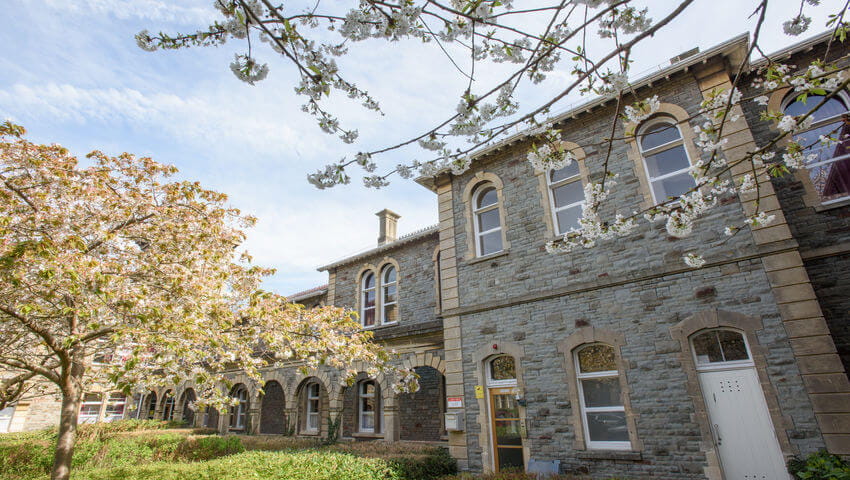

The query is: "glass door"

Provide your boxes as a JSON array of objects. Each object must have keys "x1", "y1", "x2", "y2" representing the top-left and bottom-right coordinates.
[{"x1": 489, "y1": 387, "x2": 524, "y2": 471}]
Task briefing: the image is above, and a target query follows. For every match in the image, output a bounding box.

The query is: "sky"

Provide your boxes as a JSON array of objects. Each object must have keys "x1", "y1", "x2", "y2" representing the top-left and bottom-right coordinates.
[{"x1": 0, "y1": 0, "x2": 844, "y2": 295}]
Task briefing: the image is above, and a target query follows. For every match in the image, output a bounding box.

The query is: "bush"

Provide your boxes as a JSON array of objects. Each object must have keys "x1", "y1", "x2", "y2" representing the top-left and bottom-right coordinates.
[
  {"x1": 72, "y1": 450, "x2": 400, "y2": 480},
  {"x1": 173, "y1": 435, "x2": 245, "y2": 461},
  {"x1": 788, "y1": 450, "x2": 850, "y2": 479},
  {"x1": 387, "y1": 447, "x2": 457, "y2": 480}
]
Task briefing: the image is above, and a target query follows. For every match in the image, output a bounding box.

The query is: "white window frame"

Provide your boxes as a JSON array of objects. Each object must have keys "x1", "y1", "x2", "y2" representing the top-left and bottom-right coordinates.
[
  {"x1": 104, "y1": 393, "x2": 127, "y2": 422},
  {"x1": 690, "y1": 329, "x2": 755, "y2": 372},
  {"x1": 0, "y1": 406, "x2": 15, "y2": 433},
  {"x1": 486, "y1": 355, "x2": 518, "y2": 388},
  {"x1": 547, "y1": 165, "x2": 585, "y2": 235},
  {"x1": 162, "y1": 393, "x2": 175, "y2": 421},
  {"x1": 358, "y1": 380, "x2": 377, "y2": 433},
  {"x1": 782, "y1": 91, "x2": 850, "y2": 205},
  {"x1": 305, "y1": 383, "x2": 321, "y2": 433},
  {"x1": 574, "y1": 345, "x2": 630, "y2": 451},
  {"x1": 231, "y1": 387, "x2": 249, "y2": 430},
  {"x1": 360, "y1": 272, "x2": 377, "y2": 328},
  {"x1": 79, "y1": 393, "x2": 103, "y2": 424},
  {"x1": 381, "y1": 265, "x2": 398, "y2": 326},
  {"x1": 638, "y1": 117, "x2": 695, "y2": 204},
  {"x1": 472, "y1": 185, "x2": 503, "y2": 257}
]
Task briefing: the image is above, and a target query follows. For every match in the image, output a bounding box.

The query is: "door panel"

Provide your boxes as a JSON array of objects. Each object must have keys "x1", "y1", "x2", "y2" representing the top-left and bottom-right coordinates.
[
  {"x1": 489, "y1": 388, "x2": 524, "y2": 472},
  {"x1": 698, "y1": 368, "x2": 788, "y2": 479}
]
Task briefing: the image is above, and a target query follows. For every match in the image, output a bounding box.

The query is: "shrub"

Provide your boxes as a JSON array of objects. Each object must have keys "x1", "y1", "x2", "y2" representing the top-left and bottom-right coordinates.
[
  {"x1": 173, "y1": 435, "x2": 245, "y2": 461},
  {"x1": 386, "y1": 447, "x2": 456, "y2": 480},
  {"x1": 788, "y1": 450, "x2": 850, "y2": 479}
]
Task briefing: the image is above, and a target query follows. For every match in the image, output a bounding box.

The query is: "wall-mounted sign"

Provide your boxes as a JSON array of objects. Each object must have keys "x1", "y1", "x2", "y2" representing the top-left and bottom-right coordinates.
[
  {"x1": 447, "y1": 396, "x2": 463, "y2": 408},
  {"x1": 474, "y1": 385, "x2": 484, "y2": 398}
]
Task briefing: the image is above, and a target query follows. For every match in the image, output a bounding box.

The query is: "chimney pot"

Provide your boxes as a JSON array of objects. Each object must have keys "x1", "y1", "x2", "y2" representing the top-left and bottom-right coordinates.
[{"x1": 376, "y1": 209, "x2": 401, "y2": 246}]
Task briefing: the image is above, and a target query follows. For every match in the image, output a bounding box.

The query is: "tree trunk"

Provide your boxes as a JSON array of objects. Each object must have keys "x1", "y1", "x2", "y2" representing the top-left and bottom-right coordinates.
[{"x1": 51, "y1": 372, "x2": 83, "y2": 480}]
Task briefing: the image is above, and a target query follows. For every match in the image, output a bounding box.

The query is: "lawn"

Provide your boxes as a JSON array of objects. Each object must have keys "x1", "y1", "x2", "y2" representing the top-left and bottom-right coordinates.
[{"x1": 0, "y1": 420, "x2": 455, "y2": 480}]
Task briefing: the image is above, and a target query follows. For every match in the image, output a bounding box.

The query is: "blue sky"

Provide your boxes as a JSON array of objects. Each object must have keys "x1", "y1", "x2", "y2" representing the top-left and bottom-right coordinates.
[{"x1": 1, "y1": 0, "x2": 843, "y2": 295}]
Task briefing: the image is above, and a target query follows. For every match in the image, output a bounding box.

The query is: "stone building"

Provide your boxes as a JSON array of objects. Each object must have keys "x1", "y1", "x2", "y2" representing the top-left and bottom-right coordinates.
[{"x1": 6, "y1": 30, "x2": 850, "y2": 480}]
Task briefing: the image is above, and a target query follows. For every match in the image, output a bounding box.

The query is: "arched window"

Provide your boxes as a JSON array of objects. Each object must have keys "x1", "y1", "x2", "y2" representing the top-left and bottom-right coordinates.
[
  {"x1": 638, "y1": 117, "x2": 696, "y2": 202},
  {"x1": 358, "y1": 380, "x2": 380, "y2": 433},
  {"x1": 547, "y1": 162, "x2": 585, "y2": 234},
  {"x1": 162, "y1": 391, "x2": 175, "y2": 421},
  {"x1": 783, "y1": 92, "x2": 850, "y2": 203},
  {"x1": 691, "y1": 329, "x2": 752, "y2": 370},
  {"x1": 574, "y1": 344, "x2": 629, "y2": 450},
  {"x1": 180, "y1": 389, "x2": 197, "y2": 425},
  {"x1": 145, "y1": 392, "x2": 157, "y2": 420},
  {"x1": 305, "y1": 382, "x2": 321, "y2": 433},
  {"x1": 360, "y1": 272, "x2": 376, "y2": 328},
  {"x1": 229, "y1": 385, "x2": 249, "y2": 430},
  {"x1": 473, "y1": 184, "x2": 503, "y2": 256},
  {"x1": 381, "y1": 265, "x2": 398, "y2": 325},
  {"x1": 487, "y1": 355, "x2": 517, "y2": 386}
]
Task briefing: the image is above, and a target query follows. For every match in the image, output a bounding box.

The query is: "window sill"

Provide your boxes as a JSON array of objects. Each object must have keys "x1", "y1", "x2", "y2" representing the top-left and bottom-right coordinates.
[
  {"x1": 575, "y1": 450, "x2": 642, "y2": 461},
  {"x1": 352, "y1": 432, "x2": 384, "y2": 439},
  {"x1": 814, "y1": 197, "x2": 850, "y2": 212},
  {"x1": 466, "y1": 250, "x2": 509, "y2": 265},
  {"x1": 299, "y1": 430, "x2": 320, "y2": 436},
  {"x1": 363, "y1": 322, "x2": 400, "y2": 331}
]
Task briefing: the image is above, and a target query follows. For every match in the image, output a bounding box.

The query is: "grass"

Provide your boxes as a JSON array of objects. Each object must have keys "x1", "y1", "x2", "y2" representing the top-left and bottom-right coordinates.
[{"x1": 0, "y1": 421, "x2": 455, "y2": 480}]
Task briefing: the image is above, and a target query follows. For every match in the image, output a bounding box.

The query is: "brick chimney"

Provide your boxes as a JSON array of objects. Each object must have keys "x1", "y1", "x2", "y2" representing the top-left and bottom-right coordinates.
[{"x1": 376, "y1": 209, "x2": 401, "y2": 246}]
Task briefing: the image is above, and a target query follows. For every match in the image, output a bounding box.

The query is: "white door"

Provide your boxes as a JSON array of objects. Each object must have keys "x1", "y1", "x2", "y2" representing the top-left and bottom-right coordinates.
[
  {"x1": 691, "y1": 330, "x2": 788, "y2": 480},
  {"x1": 0, "y1": 406, "x2": 14, "y2": 433}
]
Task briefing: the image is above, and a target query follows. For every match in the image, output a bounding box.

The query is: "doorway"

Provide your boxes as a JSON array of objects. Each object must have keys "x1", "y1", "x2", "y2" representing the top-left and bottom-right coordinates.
[
  {"x1": 486, "y1": 355, "x2": 524, "y2": 472},
  {"x1": 691, "y1": 329, "x2": 788, "y2": 479}
]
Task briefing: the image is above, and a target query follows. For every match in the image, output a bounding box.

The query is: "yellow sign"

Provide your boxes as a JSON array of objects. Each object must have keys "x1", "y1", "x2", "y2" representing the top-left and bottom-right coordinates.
[{"x1": 474, "y1": 385, "x2": 484, "y2": 398}]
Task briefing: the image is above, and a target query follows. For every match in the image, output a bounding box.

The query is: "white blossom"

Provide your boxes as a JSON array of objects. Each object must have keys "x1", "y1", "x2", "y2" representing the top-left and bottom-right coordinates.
[
  {"x1": 683, "y1": 253, "x2": 706, "y2": 268},
  {"x1": 783, "y1": 15, "x2": 812, "y2": 36}
]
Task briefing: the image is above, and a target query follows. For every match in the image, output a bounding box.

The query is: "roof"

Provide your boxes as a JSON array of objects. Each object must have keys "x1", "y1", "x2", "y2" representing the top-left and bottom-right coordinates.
[
  {"x1": 415, "y1": 31, "x2": 770, "y2": 192},
  {"x1": 287, "y1": 284, "x2": 328, "y2": 302},
  {"x1": 317, "y1": 224, "x2": 439, "y2": 271}
]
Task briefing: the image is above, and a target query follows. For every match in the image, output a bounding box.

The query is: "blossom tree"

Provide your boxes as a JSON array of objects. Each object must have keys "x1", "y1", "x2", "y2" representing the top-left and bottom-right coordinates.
[
  {"x1": 0, "y1": 122, "x2": 417, "y2": 480},
  {"x1": 137, "y1": 0, "x2": 850, "y2": 267}
]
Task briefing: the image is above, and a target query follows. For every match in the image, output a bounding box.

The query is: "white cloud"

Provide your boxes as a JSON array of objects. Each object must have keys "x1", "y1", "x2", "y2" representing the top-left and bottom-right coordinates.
[
  {"x1": 0, "y1": 83, "x2": 312, "y2": 156},
  {"x1": 34, "y1": 0, "x2": 215, "y2": 23}
]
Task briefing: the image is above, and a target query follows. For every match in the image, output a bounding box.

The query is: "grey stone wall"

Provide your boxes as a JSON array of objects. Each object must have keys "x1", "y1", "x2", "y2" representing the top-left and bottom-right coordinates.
[
  {"x1": 738, "y1": 40, "x2": 850, "y2": 374},
  {"x1": 449, "y1": 73, "x2": 761, "y2": 309},
  {"x1": 331, "y1": 233, "x2": 439, "y2": 332},
  {"x1": 458, "y1": 262, "x2": 822, "y2": 477},
  {"x1": 443, "y1": 68, "x2": 826, "y2": 476},
  {"x1": 399, "y1": 366, "x2": 445, "y2": 441},
  {"x1": 805, "y1": 253, "x2": 850, "y2": 371}
]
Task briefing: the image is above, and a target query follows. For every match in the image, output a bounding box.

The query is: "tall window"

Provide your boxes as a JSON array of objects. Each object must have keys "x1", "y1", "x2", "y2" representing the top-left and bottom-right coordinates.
[
  {"x1": 358, "y1": 380, "x2": 379, "y2": 433},
  {"x1": 104, "y1": 393, "x2": 126, "y2": 422},
  {"x1": 381, "y1": 266, "x2": 398, "y2": 324},
  {"x1": 574, "y1": 344, "x2": 630, "y2": 450},
  {"x1": 547, "y1": 162, "x2": 585, "y2": 234},
  {"x1": 306, "y1": 383, "x2": 321, "y2": 432},
  {"x1": 638, "y1": 117, "x2": 696, "y2": 202},
  {"x1": 145, "y1": 392, "x2": 157, "y2": 420},
  {"x1": 361, "y1": 272, "x2": 376, "y2": 327},
  {"x1": 162, "y1": 392, "x2": 175, "y2": 421},
  {"x1": 230, "y1": 386, "x2": 249, "y2": 430},
  {"x1": 473, "y1": 184, "x2": 503, "y2": 256},
  {"x1": 79, "y1": 393, "x2": 103, "y2": 424},
  {"x1": 784, "y1": 92, "x2": 850, "y2": 204}
]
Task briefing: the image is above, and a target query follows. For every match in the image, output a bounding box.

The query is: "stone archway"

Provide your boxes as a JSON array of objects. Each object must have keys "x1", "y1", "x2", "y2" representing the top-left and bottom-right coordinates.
[
  {"x1": 179, "y1": 389, "x2": 196, "y2": 426},
  {"x1": 260, "y1": 381, "x2": 287, "y2": 434},
  {"x1": 398, "y1": 366, "x2": 446, "y2": 441}
]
